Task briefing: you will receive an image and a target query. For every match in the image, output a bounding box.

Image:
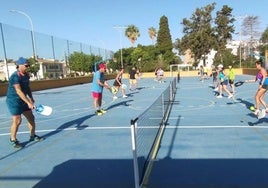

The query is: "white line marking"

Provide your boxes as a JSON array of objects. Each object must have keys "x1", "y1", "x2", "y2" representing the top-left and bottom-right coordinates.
[
  {"x1": 1, "y1": 124, "x2": 267, "y2": 137},
  {"x1": 0, "y1": 126, "x2": 131, "y2": 137},
  {"x1": 165, "y1": 125, "x2": 268, "y2": 129}
]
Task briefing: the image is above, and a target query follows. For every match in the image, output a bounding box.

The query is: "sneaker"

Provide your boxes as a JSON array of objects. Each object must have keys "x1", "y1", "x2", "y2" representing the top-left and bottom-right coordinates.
[
  {"x1": 122, "y1": 95, "x2": 128, "y2": 98},
  {"x1": 258, "y1": 109, "x2": 266, "y2": 119},
  {"x1": 100, "y1": 109, "x2": 107, "y2": 113},
  {"x1": 10, "y1": 138, "x2": 22, "y2": 149},
  {"x1": 113, "y1": 96, "x2": 118, "y2": 100},
  {"x1": 214, "y1": 87, "x2": 219, "y2": 91},
  {"x1": 228, "y1": 94, "x2": 233, "y2": 99},
  {"x1": 29, "y1": 135, "x2": 44, "y2": 142},
  {"x1": 95, "y1": 110, "x2": 103, "y2": 116},
  {"x1": 253, "y1": 109, "x2": 260, "y2": 116},
  {"x1": 216, "y1": 95, "x2": 222, "y2": 98}
]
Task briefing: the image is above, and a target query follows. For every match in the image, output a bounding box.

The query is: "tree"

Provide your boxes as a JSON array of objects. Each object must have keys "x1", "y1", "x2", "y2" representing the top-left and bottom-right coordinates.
[
  {"x1": 258, "y1": 27, "x2": 268, "y2": 58},
  {"x1": 148, "y1": 27, "x2": 157, "y2": 45},
  {"x1": 125, "y1": 25, "x2": 140, "y2": 45},
  {"x1": 178, "y1": 3, "x2": 216, "y2": 66},
  {"x1": 68, "y1": 52, "x2": 102, "y2": 75},
  {"x1": 156, "y1": 15, "x2": 174, "y2": 66},
  {"x1": 112, "y1": 44, "x2": 162, "y2": 72},
  {"x1": 260, "y1": 27, "x2": 268, "y2": 43},
  {"x1": 28, "y1": 57, "x2": 39, "y2": 79},
  {"x1": 242, "y1": 16, "x2": 261, "y2": 51},
  {"x1": 214, "y1": 5, "x2": 235, "y2": 62},
  {"x1": 213, "y1": 49, "x2": 236, "y2": 67}
]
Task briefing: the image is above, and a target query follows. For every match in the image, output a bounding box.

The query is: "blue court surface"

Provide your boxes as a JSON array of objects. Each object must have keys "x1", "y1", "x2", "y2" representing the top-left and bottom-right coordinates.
[{"x1": 0, "y1": 75, "x2": 268, "y2": 188}]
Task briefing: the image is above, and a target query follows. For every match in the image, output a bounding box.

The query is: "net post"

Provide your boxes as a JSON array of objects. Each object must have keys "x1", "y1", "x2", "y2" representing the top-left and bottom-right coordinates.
[
  {"x1": 162, "y1": 93, "x2": 165, "y2": 118},
  {"x1": 174, "y1": 77, "x2": 177, "y2": 90},
  {"x1": 171, "y1": 77, "x2": 176, "y2": 97},
  {"x1": 130, "y1": 120, "x2": 140, "y2": 188},
  {"x1": 169, "y1": 81, "x2": 172, "y2": 101}
]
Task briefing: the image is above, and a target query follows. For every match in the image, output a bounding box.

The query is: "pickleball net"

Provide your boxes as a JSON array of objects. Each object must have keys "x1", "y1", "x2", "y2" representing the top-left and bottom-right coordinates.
[{"x1": 130, "y1": 77, "x2": 177, "y2": 188}]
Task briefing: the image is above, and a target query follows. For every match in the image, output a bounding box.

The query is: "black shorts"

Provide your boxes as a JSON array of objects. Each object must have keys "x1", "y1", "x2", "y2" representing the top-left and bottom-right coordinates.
[
  {"x1": 113, "y1": 79, "x2": 122, "y2": 87},
  {"x1": 262, "y1": 84, "x2": 268, "y2": 90}
]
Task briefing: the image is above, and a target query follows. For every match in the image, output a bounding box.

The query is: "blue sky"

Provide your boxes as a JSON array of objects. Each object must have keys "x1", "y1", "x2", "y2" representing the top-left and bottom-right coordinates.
[{"x1": 0, "y1": 0, "x2": 267, "y2": 52}]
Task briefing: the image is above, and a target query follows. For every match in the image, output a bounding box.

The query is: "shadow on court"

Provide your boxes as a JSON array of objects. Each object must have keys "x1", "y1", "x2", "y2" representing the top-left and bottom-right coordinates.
[
  {"x1": 33, "y1": 159, "x2": 135, "y2": 188},
  {"x1": 235, "y1": 98, "x2": 255, "y2": 109},
  {"x1": 248, "y1": 118, "x2": 268, "y2": 126},
  {"x1": 147, "y1": 157, "x2": 268, "y2": 188},
  {"x1": 106, "y1": 99, "x2": 134, "y2": 110},
  {"x1": 36, "y1": 114, "x2": 95, "y2": 140},
  {"x1": 0, "y1": 114, "x2": 94, "y2": 161},
  {"x1": 230, "y1": 98, "x2": 268, "y2": 126}
]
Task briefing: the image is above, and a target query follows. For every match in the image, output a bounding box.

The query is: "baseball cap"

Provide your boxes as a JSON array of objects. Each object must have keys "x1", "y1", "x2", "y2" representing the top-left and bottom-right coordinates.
[
  {"x1": 99, "y1": 63, "x2": 106, "y2": 69},
  {"x1": 217, "y1": 64, "x2": 223, "y2": 68},
  {"x1": 17, "y1": 57, "x2": 28, "y2": 65}
]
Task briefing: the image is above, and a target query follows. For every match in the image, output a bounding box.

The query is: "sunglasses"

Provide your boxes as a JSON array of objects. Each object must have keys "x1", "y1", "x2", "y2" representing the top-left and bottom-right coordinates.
[{"x1": 24, "y1": 64, "x2": 30, "y2": 68}]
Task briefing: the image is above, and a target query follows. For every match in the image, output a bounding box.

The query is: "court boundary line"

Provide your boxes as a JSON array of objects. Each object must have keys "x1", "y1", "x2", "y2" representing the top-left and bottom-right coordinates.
[
  {"x1": 0, "y1": 126, "x2": 131, "y2": 137},
  {"x1": 165, "y1": 125, "x2": 268, "y2": 129},
  {"x1": 1, "y1": 124, "x2": 267, "y2": 137}
]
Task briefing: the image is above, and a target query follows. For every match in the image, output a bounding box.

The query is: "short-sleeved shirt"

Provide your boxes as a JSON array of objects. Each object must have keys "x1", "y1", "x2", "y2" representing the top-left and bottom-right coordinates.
[
  {"x1": 228, "y1": 68, "x2": 235, "y2": 81},
  {"x1": 157, "y1": 69, "x2": 164, "y2": 76},
  {"x1": 129, "y1": 69, "x2": 136, "y2": 79},
  {"x1": 91, "y1": 71, "x2": 105, "y2": 93},
  {"x1": 6, "y1": 71, "x2": 31, "y2": 115},
  {"x1": 219, "y1": 71, "x2": 224, "y2": 80},
  {"x1": 203, "y1": 67, "x2": 208, "y2": 73},
  {"x1": 219, "y1": 71, "x2": 228, "y2": 84}
]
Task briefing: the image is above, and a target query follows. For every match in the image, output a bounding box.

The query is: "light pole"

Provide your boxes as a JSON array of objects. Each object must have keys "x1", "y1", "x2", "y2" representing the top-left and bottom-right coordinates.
[
  {"x1": 113, "y1": 26, "x2": 127, "y2": 68},
  {"x1": 10, "y1": 10, "x2": 37, "y2": 59}
]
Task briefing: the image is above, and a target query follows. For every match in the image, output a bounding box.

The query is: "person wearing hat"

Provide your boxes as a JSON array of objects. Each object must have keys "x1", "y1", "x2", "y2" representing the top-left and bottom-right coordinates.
[
  {"x1": 6, "y1": 57, "x2": 43, "y2": 149},
  {"x1": 91, "y1": 63, "x2": 111, "y2": 116},
  {"x1": 216, "y1": 64, "x2": 233, "y2": 99}
]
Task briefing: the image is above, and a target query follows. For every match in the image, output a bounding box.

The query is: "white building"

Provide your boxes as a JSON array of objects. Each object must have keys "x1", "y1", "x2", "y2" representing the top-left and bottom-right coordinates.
[
  {"x1": 195, "y1": 40, "x2": 249, "y2": 70},
  {"x1": 0, "y1": 59, "x2": 67, "y2": 81}
]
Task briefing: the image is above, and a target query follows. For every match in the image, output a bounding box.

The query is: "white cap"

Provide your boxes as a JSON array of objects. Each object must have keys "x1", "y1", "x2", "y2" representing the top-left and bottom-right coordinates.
[{"x1": 217, "y1": 64, "x2": 223, "y2": 68}]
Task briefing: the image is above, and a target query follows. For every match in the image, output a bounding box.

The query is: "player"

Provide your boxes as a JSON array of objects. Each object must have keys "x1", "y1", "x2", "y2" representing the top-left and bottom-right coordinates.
[
  {"x1": 112, "y1": 67, "x2": 128, "y2": 99},
  {"x1": 156, "y1": 68, "x2": 164, "y2": 83},
  {"x1": 210, "y1": 64, "x2": 219, "y2": 90},
  {"x1": 129, "y1": 67, "x2": 138, "y2": 90},
  {"x1": 216, "y1": 64, "x2": 233, "y2": 99},
  {"x1": 199, "y1": 65, "x2": 204, "y2": 82},
  {"x1": 245, "y1": 60, "x2": 268, "y2": 118},
  {"x1": 228, "y1": 65, "x2": 235, "y2": 94},
  {"x1": 91, "y1": 63, "x2": 111, "y2": 116},
  {"x1": 6, "y1": 57, "x2": 43, "y2": 149}
]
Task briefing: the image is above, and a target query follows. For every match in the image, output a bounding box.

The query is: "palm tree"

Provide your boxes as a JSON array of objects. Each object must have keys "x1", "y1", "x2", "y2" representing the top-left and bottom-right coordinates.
[
  {"x1": 125, "y1": 25, "x2": 140, "y2": 45},
  {"x1": 148, "y1": 27, "x2": 157, "y2": 45}
]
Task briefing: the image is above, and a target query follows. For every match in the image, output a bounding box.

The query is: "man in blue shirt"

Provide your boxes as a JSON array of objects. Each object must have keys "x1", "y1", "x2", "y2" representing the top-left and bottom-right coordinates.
[
  {"x1": 91, "y1": 63, "x2": 111, "y2": 115},
  {"x1": 6, "y1": 57, "x2": 43, "y2": 149}
]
